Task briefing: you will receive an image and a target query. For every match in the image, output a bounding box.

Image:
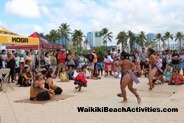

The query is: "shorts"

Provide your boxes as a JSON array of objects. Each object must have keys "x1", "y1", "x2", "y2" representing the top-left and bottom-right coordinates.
[
  {"x1": 96, "y1": 62, "x2": 104, "y2": 70},
  {"x1": 15, "y1": 67, "x2": 20, "y2": 73}
]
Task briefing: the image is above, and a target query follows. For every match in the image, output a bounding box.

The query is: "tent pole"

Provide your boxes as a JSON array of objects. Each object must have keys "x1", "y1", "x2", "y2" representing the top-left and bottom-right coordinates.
[{"x1": 38, "y1": 44, "x2": 40, "y2": 70}]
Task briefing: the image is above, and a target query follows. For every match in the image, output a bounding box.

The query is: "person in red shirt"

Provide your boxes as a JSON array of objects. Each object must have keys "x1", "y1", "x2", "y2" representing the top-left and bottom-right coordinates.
[{"x1": 57, "y1": 50, "x2": 66, "y2": 73}]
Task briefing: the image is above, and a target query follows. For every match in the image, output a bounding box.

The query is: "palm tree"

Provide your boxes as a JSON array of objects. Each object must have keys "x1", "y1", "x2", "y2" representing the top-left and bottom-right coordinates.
[
  {"x1": 46, "y1": 29, "x2": 60, "y2": 42},
  {"x1": 137, "y1": 31, "x2": 147, "y2": 47},
  {"x1": 100, "y1": 28, "x2": 113, "y2": 51},
  {"x1": 175, "y1": 32, "x2": 184, "y2": 51},
  {"x1": 116, "y1": 31, "x2": 128, "y2": 50},
  {"x1": 155, "y1": 33, "x2": 164, "y2": 50},
  {"x1": 163, "y1": 32, "x2": 173, "y2": 49},
  {"x1": 127, "y1": 31, "x2": 136, "y2": 51},
  {"x1": 38, "y1": 33, "x2": 46, "y2": 38},
  {"x1": 71, "y1": 30, "x2": 84, "y2": 51},
  {"x1": 58, "y1": 23, "x2": 71, "y2": 49}
]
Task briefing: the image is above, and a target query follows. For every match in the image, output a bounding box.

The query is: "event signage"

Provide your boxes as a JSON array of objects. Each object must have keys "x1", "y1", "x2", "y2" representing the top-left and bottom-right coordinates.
[{"x1": 12, "y1": 37, "x2": 28, "y2": 43}]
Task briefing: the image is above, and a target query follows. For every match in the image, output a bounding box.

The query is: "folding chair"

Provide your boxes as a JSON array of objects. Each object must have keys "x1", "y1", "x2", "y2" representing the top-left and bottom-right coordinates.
[{"x1": 0, "y1": 68, "x2": 14, "y2": 93}]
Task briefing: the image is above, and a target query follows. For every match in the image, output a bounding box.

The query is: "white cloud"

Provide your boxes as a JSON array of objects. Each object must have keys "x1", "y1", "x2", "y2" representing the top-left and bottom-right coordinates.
[
  {"x1": 5, "y1": 0, "x2": 41, "y2": 18},
  {"x1": 3, "y1": 0, "x2": 184, "y2": 45},
  {"x1": 9, "y1": 24, "x2": 43, "y2": 36}
]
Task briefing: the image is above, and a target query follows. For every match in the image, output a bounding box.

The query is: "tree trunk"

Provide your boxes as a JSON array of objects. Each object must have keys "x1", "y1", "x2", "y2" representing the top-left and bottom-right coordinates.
[
  {"x1": 159, "y1": 39, "x2": 161, "y2": 51},
  {"x1": 168, "y1": 39, "x2": 169, "y2": 49},
  {"x1": 180, "y1": 39, "x2": 182, "y2": 51},
  {"x1": 121, "y1": 42, "x2": 124, "y2": 52}
]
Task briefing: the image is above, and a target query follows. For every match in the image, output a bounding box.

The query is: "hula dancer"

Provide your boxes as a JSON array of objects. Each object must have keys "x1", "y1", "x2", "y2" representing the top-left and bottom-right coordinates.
[{"x1": 147, "y1": 48, "x2": 163, "y2": 90}]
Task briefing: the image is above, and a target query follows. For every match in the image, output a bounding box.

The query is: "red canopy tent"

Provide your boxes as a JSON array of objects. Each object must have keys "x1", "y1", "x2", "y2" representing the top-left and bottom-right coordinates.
[{"x1": 6, "y1": 32, "x2": 63, "y2": 50}]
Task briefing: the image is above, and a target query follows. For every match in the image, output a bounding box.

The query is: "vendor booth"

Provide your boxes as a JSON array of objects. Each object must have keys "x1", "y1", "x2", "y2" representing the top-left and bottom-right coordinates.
[
  {"x1": 6, "y1": 32, "x2": 63, "y2": 50},
  {"x1": 0, "y1": 26, "x2": 39, "y2": 46},
  {"x1": 0, "y1": 26, "x2": 39, "y2": 92}
]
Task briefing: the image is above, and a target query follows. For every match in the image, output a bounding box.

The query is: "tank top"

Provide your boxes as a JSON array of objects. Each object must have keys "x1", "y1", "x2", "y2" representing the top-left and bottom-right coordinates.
[{"x1": 30, "y1": 81, "x2": 42, "y2": 98}]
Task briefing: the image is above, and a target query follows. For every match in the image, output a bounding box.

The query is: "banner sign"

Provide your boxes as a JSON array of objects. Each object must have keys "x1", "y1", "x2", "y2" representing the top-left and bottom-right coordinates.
[{"x1": 0, "y1": 34, "x2": 39, "y2": 45}]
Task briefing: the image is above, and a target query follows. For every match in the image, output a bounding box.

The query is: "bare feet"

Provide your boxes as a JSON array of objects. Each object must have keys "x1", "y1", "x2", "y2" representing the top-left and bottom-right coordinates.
[
  {"x1": 149, "y1": 87, "x2": 153, "y2": 90},
  {"x1": 75, "y1": 87, "x2": 78, "y2": 91},
  {"x1": 78, "y1": 87, "x2": 81, "y2": 91},
  {"x1": 120, "y1": 99, "x2": 128, "y2": 103}
]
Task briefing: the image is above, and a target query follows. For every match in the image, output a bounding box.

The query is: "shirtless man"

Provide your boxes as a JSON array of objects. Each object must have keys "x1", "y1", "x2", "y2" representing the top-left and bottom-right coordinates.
[
  {"x1": 147, "y1": 48, "x2": 158, "y2": 90},
  {"x1": 115, "y1": 51, "x2": 141, "y2": 103}
]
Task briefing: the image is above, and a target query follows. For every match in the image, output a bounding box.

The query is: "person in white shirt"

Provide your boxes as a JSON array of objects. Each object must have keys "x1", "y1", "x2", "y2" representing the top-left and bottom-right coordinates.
[
  {"x1": 44, "y1": 52, "x2": 51, "y2": 65},
  {"x1": 105, "y1": 51, "x2": 114, "y2": 76},
  {"x1": 2, "y1": 50, "x2": 7, "y2": 68}
]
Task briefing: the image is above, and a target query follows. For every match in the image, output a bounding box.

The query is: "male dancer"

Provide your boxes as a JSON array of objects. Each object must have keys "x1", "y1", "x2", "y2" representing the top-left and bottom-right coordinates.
[{"x1": 115, "y1": 51, "x2": 141, "y2": 103}]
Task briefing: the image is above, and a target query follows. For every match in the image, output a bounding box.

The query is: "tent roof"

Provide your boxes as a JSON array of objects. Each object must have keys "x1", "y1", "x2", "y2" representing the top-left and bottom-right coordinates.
[
  {"x1": 6, "y1": 32, "x2": 63, "y2": 49},
  {"x1": 29, "y1": 32, "x2": 63, "y2": 49},
  {"x1": 0, "y1": 26, "x2": 39, "y2": 45}
]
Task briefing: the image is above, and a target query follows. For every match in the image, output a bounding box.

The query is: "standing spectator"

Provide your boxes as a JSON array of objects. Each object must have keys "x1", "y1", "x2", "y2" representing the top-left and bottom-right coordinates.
[
  {"x1": 92, "y1": 50, "x2": 98, "y2": 71},
  {"x1": 105, "y1": 51, "x2": 114, "y2": 76},
  {"x1": 86, "y1": 49, "x2": 94, "y2": 70},
  {"x1": 74, "y1": 52, "x2": 80, "y2": 68},
  {"x1": 14, "y1": 52, "x2": 21, "y2": 81},
  {"x1": 6, "y1": 52, "x2": 16, "y2": 83},
  {"x1": 179, "y1": 51, "x2": 184, "y2": 76},
  {"x1": 139, "y1": 48, "x2": 147, "y2": 70},
  {"x1": 0, "y1": 52, "x2": 3, "y2": 69},
  {"x1": 111, "y1": 48, "x2": 117, "y2": 56},
  {"x1": 44, "y1": 52, "x2": 51, "y2": 66},
  {"x1": 57, "y1": 50, "x2": 66, "y2": 73},
  {"x1": 79, "y1": 53, "x2": 85, "y2": 68},
  {"x1": 25, "y1": 52, "x2": 33, "y2": 68},
  {"x1": 96, "y1": 51, "x2": 104, "y2": 76},
  {"x1": 161, "y1": 51, "x2": 167, "y2": 71},
  {"x1": 51, "y1": 52, "x2": 58, "y2": 77},
  {"x1": 166, "y1": 51, "x2": 172, "y2": 65},
  {"x1": 39, "y1": 50, "x2": 45, "y2": 66},
  {"x1": 172, "y1": 50, "x2": 180, "y2": 70},
  {"x1": 2, "y1": 49, "x2": 7, "y2": 68},
  {"x1": 128, "y1": 51, "x2": 136, "y2": 63},
  {"x1": 30, "y1": 49, "x2": 36, "y2": 71},
  {"x1": 67, "y1": 51, "x2": 75, "y2": 70}
]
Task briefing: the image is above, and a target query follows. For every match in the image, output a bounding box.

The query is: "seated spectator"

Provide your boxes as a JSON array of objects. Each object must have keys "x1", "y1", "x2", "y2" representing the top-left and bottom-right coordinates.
[
  {"x1": 91, "y1": 70, "x2": 101, "y2": 79},
  {"x1": 30, "y1": 73, "x2": 55, "y2": 101},
  {"x1": 133, "y1": 62, "x2": 142, "y2": 77},
  {"x1": 168, "y1": 70, "x2": 183, "y2": 85},
  {"x1": 85, "y1": 67, "x2": 91, "y2": 79},
  {"x1": 58, "y1": 67, "x2": 69, "y2": 82},
  {"x1": 45, "y1": 72, "x2": 63, "y2": 95},
  {"x1": 18, "y1": 66, "x2": 33, "y2": 87},
  {"x1": 164, "y1": 65, "x2": 172, "y2": 82},
  {"x1": 143, "y1": 60, "x2": 150, "y2": 77}
]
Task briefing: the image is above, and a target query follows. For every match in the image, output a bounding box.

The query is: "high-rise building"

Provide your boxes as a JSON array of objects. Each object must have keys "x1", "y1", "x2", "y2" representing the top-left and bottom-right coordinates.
[
  {"x1": 147, "y1": 33, "x2": 155, "y2": 41},
  {"x1": 87, "y1": 32, "x2": 93, "y2": 48},
  {"x1": 87, "y1": 31, "x2": 103, "y2": 48}
]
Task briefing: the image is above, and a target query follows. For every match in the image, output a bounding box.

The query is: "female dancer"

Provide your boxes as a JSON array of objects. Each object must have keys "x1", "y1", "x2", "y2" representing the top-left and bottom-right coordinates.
[
  {"x1": 147, "y1": 48, "x2": 162, "y2": 90},
  {"x1": 115, "y1": 51, "x2": 141, "y2": 103}
]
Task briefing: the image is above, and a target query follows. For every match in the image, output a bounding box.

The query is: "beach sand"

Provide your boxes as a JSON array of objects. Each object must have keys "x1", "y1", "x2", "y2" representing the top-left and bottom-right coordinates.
[{"x1": 0, "y1": 77, "x2": 184, "y2": 123}]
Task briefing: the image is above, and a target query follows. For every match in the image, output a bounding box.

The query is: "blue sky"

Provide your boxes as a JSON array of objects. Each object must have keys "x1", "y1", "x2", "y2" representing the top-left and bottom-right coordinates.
[{"x1": 0, "y1": 0, "x2": 184, "y2": 45}]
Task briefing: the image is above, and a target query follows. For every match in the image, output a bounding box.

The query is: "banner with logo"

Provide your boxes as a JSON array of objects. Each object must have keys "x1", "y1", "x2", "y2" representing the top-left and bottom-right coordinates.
[{"x1": 0, "y1": 34, "x2": 39, "y2": 45}]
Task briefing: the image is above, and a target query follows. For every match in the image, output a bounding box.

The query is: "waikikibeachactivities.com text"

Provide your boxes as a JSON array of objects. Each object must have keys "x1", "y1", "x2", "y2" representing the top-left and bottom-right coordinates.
[{"x1": 77, "y1": 107, "x2": 178, "y2": 113}]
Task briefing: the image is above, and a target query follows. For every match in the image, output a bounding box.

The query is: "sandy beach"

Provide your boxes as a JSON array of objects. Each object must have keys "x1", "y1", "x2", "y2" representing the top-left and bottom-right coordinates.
[{"x1": 0, "y1": 76, "x2": 184, "y2": 123}]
